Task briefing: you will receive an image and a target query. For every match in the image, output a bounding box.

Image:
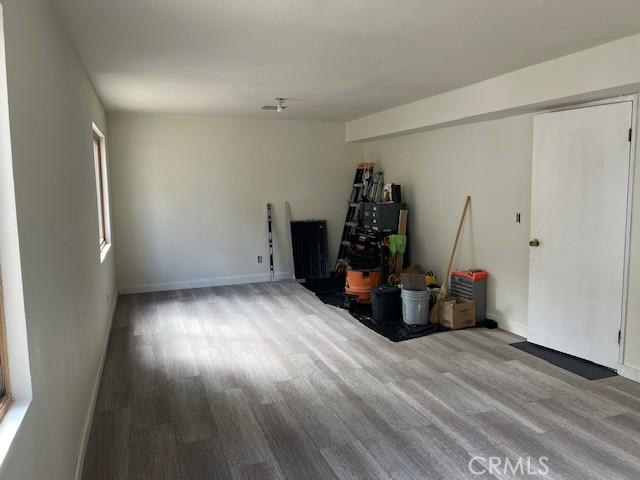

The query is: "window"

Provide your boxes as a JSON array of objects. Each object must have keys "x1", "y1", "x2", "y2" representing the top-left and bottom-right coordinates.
[
  {"x1": 0, "y1": 282, "x2": 10, "y2": 422},
  {"x1": 92, "y1": 124, "x2": 111, "y2": 261}
]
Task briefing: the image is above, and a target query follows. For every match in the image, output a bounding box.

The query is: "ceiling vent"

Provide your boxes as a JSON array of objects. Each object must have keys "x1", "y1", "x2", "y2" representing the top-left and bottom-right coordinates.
[{"x1": 262, "y1": 98, "x2": 287, "y2": 112}]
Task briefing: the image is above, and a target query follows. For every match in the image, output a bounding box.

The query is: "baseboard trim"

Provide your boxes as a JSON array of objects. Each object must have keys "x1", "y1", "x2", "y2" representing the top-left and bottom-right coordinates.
[
  {"x1": 73, "y1": 292, "x2": 118, "y2": 480},
  {"x1": 118, "y1": 272, "x2": 293, "y2": 295},
  {"x1": 617, "y1": 363, "x2": 640, "y2": 382},
  {"x1": 493, "y1": 317, "x2": 528, "y2": 338}
]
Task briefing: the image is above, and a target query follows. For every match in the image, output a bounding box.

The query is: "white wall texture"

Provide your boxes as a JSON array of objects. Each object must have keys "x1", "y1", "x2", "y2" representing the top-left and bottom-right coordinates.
[
  {"x1": 0, "y1": 0, "x2": 116, "y2": 478},
  {"x1": 108, "y1": 113, "x2": 364, "y2": 292},
  {"x1": 364, "y1": 114, "x2": 533, "y2": 335}
]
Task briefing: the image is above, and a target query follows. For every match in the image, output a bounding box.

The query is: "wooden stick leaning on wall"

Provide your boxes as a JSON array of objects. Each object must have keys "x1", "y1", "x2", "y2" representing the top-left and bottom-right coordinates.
[
  {"x1": 394, "y1": 209, "x2": 409, "y2": 275},
  {"x1": 285, "y1": 201, "x2": 297, "y2": 281},
  {"x1": 429, "y1": 195, "x2": 471, "y2": 324}
]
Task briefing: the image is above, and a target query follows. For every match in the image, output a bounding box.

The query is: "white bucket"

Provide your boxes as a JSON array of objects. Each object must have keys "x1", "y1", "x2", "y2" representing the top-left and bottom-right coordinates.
[{"x1": 401, "y1": 288, "x2": 429, "y2": 325}]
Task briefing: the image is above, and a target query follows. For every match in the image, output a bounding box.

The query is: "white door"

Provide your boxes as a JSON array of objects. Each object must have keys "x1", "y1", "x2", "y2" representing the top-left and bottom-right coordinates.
[{"x1": 528, "y1": 101, "x2": 633, "y2": 369}]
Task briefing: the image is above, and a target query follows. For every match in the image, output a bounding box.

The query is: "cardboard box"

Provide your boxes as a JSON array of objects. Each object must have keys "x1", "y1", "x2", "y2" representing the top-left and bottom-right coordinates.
[{"x1": 440, "y1": 297, "x2": 476, "y2": 330}]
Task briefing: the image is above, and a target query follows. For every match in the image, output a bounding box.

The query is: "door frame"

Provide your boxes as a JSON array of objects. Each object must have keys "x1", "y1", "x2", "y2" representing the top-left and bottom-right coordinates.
[{"x1": 534, "y1": 94, "x2": 637, "y2": 368}]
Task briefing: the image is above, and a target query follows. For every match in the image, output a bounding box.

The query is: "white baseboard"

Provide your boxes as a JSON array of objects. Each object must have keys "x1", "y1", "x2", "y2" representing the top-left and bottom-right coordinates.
[
  {"x1": 617, "y1": 363, "x2": 640, "y2": 383},
  {"x1": 493, "y1": 317, "x2": 528, "y2": 338},
  {"x1": 118, "y1": 271, "x2": 293, "y2": 295},
  {"x1": 73, "y1": 292, "x2": 118, "y2": 480}
]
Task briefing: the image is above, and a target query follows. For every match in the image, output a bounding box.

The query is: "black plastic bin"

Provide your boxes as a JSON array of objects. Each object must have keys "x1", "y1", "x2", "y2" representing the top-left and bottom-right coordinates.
[{"x1": 371, "y1": 287, "x2": 402, "y2": 324}]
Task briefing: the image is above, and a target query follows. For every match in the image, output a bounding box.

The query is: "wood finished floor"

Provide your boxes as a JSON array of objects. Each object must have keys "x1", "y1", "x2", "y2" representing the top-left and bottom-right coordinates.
[{"x1": 83, "y1": 281, "x2": 640, "y2": 480}]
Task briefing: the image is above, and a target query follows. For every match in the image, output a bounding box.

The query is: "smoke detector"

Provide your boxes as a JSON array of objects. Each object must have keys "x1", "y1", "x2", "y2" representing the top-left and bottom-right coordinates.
[{"x1": 262, "y1": 98, "x2": 287, "y2": 112}]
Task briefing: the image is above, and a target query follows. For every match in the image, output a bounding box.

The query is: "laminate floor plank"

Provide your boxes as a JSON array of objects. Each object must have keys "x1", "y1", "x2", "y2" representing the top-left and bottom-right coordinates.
[
  {"x1": 601, "y1": 410, "x2": 640, "y2": 439},
  {"x1": 177, "y1": 439, "x2": 234, "y2": 480},
  {"x1": 467, "y1": 410, "x2": 600, "y2": 480},
  {"x1": 168, "y1": 375, "x2": 216, "y2": 443},
  {"x1": 81, "y1": 407, "x2": 131, "y2": 480},
  {"x1": 600, "y1": 374, "x2": 640, "y2": 396},
  {"x1": 320, "y1": 440, "x2": 393, "y2": 480},
  {"x1": 82, "y1": 281, "x2": 640, "y2": 480},
  {"x1": 400, "y1": 374, "x2": 494, "y2": 417},
  {"x1": 128, "y1": 424, "x2": 180, "y2": 480},
  {"x1": 543, "y1": 427, "x2": 640, "y2": 480},
  {"x1": 253, "y1": 401, "x2": 339, "y2": 480},
  {"x1": 456, "y1": 354, "x2": 554, "y2": 404},
  {"x1": 95, "y1": 352, "x2": 134, "y2": 413},
  {"x1": 528, "y1": 398, "x2": 640, "y2": 467},
  {"x1": 405, "y1": 424, "x2": 496, "y2": 480},
  {"x1": 443, "y1": 369, "x2": 559, "y2": 434},
  {"x1": 128, "y1": 365, "x2": 172, "y2": 432},
  {"x1": 230, "y1": 462, "x2": 284, "y2": 480},
  {"x1": 435, "y1": 335, "x2": 511, "y2": 365},
  {"x1": 328, "y1": 398, "x2": 443, "y2": 479},
  {"x1": 207, "y1": 388, "x2": 276, "y2": 468},
  {"x1": 272, "y1": 378, "x2": 358, "y2": 450}
]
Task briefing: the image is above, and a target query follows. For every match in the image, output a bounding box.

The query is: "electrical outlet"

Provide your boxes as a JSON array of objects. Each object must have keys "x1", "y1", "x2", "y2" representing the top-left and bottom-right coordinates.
[
  {"x1": 516, "y1": 212, "x2": 521, "y2": 224},
  {"x1": 257, "y1": 256, "x2": 263, "y2": 263}
]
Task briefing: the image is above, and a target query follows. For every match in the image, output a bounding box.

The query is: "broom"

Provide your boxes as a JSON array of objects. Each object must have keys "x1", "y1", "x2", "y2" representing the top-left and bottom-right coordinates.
[{"x1": 429, "y1": 195, "x2": 472, "y2": 324}]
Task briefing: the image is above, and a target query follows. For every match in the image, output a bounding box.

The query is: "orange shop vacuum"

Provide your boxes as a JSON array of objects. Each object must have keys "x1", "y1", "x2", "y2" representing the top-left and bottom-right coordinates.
[{"x1": 345, "y1": 268, "x2": 382, "y2": 304}]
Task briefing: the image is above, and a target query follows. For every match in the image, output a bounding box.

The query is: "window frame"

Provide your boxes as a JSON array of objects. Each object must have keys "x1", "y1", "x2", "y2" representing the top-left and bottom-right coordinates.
[
  {"x1": 0, "y1": 281, "x2": 11, "y2": 422},
  {"x1": 92, "y1": 124, "x2": 111, "y2": 262}
]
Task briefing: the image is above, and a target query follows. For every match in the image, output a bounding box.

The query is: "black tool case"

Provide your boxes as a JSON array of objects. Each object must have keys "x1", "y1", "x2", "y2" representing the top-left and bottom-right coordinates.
[{"x1": 361, "y1": 203, "x2": 406, "y2": 233}]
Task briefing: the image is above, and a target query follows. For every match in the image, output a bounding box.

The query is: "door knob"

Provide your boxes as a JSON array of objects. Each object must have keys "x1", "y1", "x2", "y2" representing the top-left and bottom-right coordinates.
[{"x1": 529, "y1": 239, "x2": 540, "y2": 247}]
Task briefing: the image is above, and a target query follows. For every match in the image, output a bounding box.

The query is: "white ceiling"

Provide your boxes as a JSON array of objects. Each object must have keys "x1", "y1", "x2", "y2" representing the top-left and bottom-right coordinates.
[{"x1": 52, "y1": 0, "x2": 640, "y2": 121}]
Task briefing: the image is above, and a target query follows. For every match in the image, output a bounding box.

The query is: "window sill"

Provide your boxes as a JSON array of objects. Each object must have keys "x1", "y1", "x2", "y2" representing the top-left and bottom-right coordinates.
[
  {"x1": 99, "y1": 243, "x2": 112, "y2": 264},
  {"x1": 0, "y1": 399, "x2": 30, "y2": 468}
]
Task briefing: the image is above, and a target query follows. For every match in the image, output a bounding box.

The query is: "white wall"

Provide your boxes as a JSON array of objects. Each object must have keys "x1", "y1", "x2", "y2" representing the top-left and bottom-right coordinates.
[
  {"x1": 0, "y1": 0, "x2": 116, "y2": 479},
  {"x1": 365, "y1": 114, "x2": 533, "y2": 335},
  {"x1": 108, "y1": 113, "x2": 364, "y2": 292}
]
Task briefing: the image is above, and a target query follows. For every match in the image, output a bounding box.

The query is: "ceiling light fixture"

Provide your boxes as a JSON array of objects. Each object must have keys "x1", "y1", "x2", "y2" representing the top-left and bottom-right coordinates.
[{"x1": 262, "y1": 98, "x2": 287, "y2": 112}]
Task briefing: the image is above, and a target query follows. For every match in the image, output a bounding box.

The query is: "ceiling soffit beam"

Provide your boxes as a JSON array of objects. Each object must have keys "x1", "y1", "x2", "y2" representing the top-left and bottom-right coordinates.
[{"x1": 346, "y1": 33, "x2": 640, "y2": 142}]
